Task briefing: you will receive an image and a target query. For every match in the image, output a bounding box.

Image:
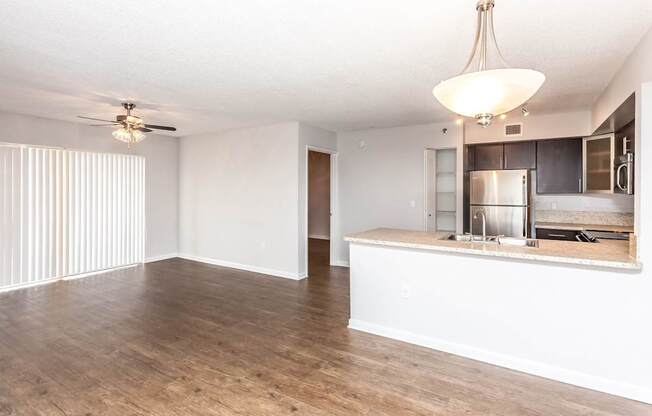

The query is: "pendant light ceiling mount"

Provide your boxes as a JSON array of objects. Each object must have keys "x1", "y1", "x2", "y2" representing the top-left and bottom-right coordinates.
[{"x1": 433, "y1": 0, "x2": 545, "y2": 127}]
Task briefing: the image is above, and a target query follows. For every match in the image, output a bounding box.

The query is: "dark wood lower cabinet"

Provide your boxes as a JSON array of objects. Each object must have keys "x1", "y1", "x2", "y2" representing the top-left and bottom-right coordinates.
[{"x1": 536, "y1": 228, "x2": 580, "y2": 241}]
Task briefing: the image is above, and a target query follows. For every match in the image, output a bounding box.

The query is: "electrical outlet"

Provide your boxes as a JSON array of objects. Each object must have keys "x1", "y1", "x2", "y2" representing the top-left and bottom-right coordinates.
[
  {"x1": 409, "y1": 200, "x2": 416, "y2": 208},
  {"x1": 551, "y1": 202, "x2": 557, "y2": 210},
  {"x1": 400, "y1": 284, "x2": 411, "y2": 299}
]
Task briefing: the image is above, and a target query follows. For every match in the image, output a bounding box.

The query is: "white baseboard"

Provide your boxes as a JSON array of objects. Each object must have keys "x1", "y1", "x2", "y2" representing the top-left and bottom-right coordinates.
[
  {"x1": 332, "y1": 260, "x2": 350, "y2": 267},
  {"x1": 308, "y1": 234, "x2": 330, "y2": 240},
  {"x1": 63, "y1": 264, "x2": 139, "y2": 281},
  {"x1": 0, "y1": 276, "x2": 62, "y2": 294},
  {"x1": 0, "y1": 264, "x2": 140, "y2": 294},
  {"x1": 178, "y1": 253, "x2": 307, "y2": 281},
  {"x1": 348, "y1": 319, "x2": 652, "y2": 405},
  {"x1": 145, "y1": 253, "x2": 179, "y2": 263}
]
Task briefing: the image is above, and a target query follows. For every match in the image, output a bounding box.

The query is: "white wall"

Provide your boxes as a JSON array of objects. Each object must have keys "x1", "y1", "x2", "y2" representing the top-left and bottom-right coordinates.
[
  {"x1": 465, "y1": 110, "x2": 592, "y2": 144},
  {"x1": 308, "y1": 151, "x2": 330, "y2": 239},
  {"x1": 298, "y1": 124, "x2": 337, "y2": 274},
  {"x1": 335, "y1": 122, "x2": 463, "y2": 265},
  {"x1": 639, "y1": 82, "x2": 652, "y2": 262},
  {"x1": 592, "y1": 26, "x2": 652, "y2": 132},
  {"x1": 0, "y1": 111, "x2": 178, "y2": 261},
  {"x1": 179, "y1": 122, "x2": 302, "y2": 279},
  {"x1": 348, "y1": 243, "x2": 652, "y2": 404}
]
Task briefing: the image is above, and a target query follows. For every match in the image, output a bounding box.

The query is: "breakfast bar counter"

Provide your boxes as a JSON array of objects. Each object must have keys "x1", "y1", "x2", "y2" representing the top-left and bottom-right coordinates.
[{"x1": 345, "y1": 228, "x2": 640, "y2": 270}]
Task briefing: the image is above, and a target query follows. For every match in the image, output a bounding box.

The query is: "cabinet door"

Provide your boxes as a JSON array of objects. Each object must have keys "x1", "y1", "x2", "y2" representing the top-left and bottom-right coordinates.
[
  {"x1": 465, "y1": 145, "x2": 475, "y2": 171},
  {"x1": 536, "y1": 138, "x2": 582, "y2": 194},
  {"x1": 473, "y1": 144, "x2": 504, "y2": 170},
  {"x1": 583, "y1": 134, "x2": 614, "y2": 193},
  {"x1": 504, "y1": 141, "x2": 536, "y2": 169},
  {"x1": 536, "y1": 228, "x2": 579, "y2": 241}
]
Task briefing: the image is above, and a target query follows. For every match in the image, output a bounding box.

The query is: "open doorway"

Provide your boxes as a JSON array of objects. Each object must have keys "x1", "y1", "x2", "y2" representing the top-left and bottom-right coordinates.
[
  {"x1": 424, "y1": 148, "x2": 458, "y2": 233},
  {"x1": 307, "y1": 149, "x2": 332, "y2": 272}
]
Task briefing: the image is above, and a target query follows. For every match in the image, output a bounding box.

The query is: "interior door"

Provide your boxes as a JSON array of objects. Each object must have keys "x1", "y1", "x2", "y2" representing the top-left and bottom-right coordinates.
[{"x1": 470, "y1": 205, "x2": 528, "y2": 238}]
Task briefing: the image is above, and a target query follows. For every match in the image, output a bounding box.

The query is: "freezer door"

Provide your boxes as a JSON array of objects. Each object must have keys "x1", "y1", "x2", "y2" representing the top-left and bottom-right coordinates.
[
  {"x1": 470, "y1": 205, "x2": 529, "y2": 238},
  {"x1": 470, "y1": 170, "x2": 529, "y2": 206}
]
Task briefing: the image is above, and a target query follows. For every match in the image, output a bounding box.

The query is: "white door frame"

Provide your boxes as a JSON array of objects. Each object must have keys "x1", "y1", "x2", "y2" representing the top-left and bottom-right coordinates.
[
  {"x1": 423, "y1": 149, "x2": 437, "y2": 231},
  {"x1": 423, "y1": 147, "x2": 458, "y2": 233},
  {"x1": 304, "y1": 145, "x2": 338, "y2": 274}
]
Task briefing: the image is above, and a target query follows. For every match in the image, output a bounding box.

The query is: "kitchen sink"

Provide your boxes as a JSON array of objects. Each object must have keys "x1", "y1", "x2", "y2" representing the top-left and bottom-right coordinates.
[
  {"x1": 447, "y1": 234, "x2": 497, "y2": 243},
  {"x1": 496, "y1": 236, "x2": 539, "y2": 248},
  {"x1": 447, "y1": 234, "x2": 538, "y2": 248}
]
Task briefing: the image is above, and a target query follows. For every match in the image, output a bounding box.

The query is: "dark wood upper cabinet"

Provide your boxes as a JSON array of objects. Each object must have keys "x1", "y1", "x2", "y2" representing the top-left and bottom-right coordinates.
[
  {"x1": 504, "y1": 141, "x2": 536, "y2": 170},
  {"x1": 536, "y1": 138, "x2": 583, "y2": 194},
  {"x1": 465, "y1": 145, "x2": 475, "y2": 171},
  {"x1": 473, "y1": 144, "x2": 504, "y2": 170}
]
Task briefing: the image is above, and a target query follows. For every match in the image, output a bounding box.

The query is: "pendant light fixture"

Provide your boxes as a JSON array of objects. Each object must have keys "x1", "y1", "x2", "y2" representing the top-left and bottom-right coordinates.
[{"x1": 432, "y1": 0, "x2": 545, "y2": 127}]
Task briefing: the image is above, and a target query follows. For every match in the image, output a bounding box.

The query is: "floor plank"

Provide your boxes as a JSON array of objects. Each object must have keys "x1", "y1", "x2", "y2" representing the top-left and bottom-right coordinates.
[{"x1": 0, "y1": 239, "x2": 649, "y2": 415}]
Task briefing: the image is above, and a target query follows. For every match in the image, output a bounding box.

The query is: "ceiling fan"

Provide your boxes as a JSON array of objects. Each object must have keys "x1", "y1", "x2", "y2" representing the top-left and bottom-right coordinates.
[{"x1": 78, "y1": 102, "x2": 177, "y2": 146}]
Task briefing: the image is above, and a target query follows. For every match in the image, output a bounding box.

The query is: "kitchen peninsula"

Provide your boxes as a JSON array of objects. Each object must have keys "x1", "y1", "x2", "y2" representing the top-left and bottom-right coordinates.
[
  {"x1": 345, "y1": 227, "x2": 648, "y2": 403},
  {"x1": 346, "y1": 228, "x2": 638, "y2": 269}
]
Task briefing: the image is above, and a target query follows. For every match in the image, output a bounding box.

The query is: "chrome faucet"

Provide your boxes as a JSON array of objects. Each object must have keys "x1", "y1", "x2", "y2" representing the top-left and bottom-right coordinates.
[{"x1": 473, "y1": 208, "x2": 487, "y2": 241}]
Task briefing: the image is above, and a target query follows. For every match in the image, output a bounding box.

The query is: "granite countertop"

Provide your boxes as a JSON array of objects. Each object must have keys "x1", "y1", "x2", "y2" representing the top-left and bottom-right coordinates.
[
  {"x1": 344, "y1": 228, "x2": 640, "y2": 271},
  {"x1": 535, "y1": 222, "x2": 634, "y2": 233}
]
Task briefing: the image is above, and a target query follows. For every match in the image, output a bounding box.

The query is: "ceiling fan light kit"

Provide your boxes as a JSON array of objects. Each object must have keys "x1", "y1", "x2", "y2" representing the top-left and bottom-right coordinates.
[
  {"x1": 78, "y1": 102, "x2": 176, "y2": 146},
  {"x1": 112, "y1": 127, "x2": 146, "y2": 146},
  {"x1": 432, "y1": 0, "x2": 545, "y2": 127}
]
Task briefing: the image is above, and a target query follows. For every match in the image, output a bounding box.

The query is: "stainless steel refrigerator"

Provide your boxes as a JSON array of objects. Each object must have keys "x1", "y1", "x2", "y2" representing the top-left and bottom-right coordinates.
[{"x1": 470, "y1": 170, "x2": 530, "y2": 238}]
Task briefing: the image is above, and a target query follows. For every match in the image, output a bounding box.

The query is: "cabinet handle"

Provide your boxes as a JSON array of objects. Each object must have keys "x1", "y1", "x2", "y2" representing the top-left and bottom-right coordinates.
[
  {"x1": 616, "y1": 164, "x2": 627, "y2": 191},
  {"x1": 548, "y1": 233, "x2": 568, "y2": 238},
  {"x1": 579, "y1": 178, "x2": 582, "y2": 193}
]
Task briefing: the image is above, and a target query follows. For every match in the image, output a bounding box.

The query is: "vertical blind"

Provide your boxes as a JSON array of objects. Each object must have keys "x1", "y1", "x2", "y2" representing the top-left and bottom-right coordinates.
[{"x1": 0, "y1": 144, "x2": 145, "y2": 290}]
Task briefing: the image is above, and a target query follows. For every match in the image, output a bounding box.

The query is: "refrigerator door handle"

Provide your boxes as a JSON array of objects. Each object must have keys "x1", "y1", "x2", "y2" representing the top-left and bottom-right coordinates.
[{"x1": 523, "y1": 208, "x2": 527, "y2": 238}]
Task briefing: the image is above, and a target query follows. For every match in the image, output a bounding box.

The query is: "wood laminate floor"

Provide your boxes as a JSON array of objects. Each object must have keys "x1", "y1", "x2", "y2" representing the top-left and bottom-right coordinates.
[{"x1": 0, "y1": 239, "x2": 649, "y2": 415}]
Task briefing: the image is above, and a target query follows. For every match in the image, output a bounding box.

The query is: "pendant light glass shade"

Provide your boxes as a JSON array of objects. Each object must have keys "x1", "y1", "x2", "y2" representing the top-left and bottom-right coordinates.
[
  {"x1": 433, "y1": 68, "x2": 545, "y2": 120},
  {"x1": 432, "y1": 0, "x2": 545, "y2": 127}
]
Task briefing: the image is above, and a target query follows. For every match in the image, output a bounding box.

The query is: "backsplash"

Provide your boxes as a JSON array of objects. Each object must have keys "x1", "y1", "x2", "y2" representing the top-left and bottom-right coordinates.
[
  {"x1": 530, "y1": 171, "x2": 635, "y2": 213},
  {"x1": 536, "y1": 210, "x2": 634, "y2": 226},
  {"x1": 533, "y1": 193, "x2": 635, "y2": 213}
]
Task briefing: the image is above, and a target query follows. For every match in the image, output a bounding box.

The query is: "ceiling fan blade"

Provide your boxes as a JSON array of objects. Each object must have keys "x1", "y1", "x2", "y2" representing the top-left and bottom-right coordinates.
[
  {"x1": 144, "y1": 124, "x2": 177, "y2": 132},
  {"x1": 136, "y1": 127, "x2": 153, "y2": 132},
  {"x1": 89, "y1": 123, "x2": 120, "y2": 127},
  {"x1": 78, "y1": 116, "x2": 118, "y2": 123}
]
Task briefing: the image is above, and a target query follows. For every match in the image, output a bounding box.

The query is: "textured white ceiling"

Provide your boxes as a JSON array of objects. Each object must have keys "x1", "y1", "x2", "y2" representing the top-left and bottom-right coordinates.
[{"x1": 0, "y1": 0, "x2": 651, "y2": 136}]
